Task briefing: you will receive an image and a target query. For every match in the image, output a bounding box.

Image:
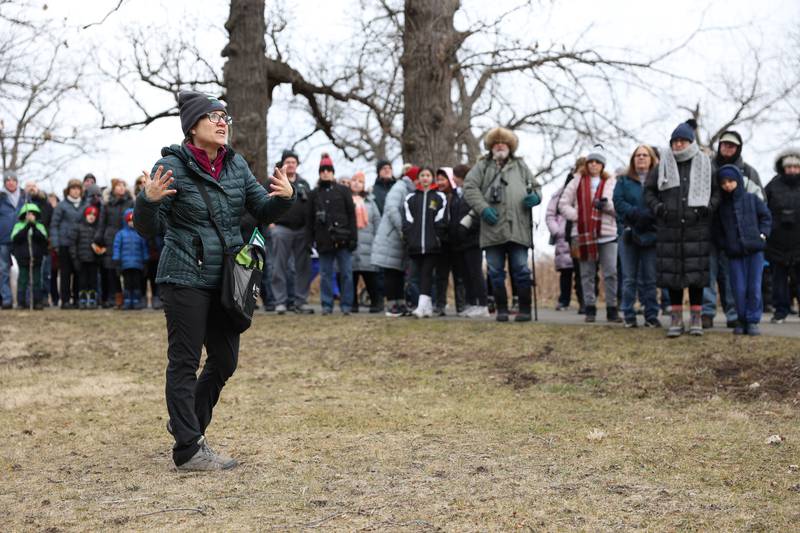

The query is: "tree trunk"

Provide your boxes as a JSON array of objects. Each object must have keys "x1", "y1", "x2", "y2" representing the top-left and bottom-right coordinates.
[
  {"x1": 222, "y1": 0, "x2": 270, "y2": 182},
  {"x1": 401, "y1": 0, "x2": 460, "y2": 168}
]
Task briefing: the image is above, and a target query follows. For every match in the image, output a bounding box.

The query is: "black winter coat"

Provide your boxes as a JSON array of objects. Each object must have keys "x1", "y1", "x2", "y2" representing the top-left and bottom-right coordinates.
[
  {"x1": 275, "y1": 176, "x2": 312, "y2": 230},
  {"x1": 765, "y1": 174, "x2": 800, "y2": 266},
  {"x1": 69, "y1": 219, "x2": 101, "y2": 266},
  {"x1": 307, "y1": 180, "x2": 357, "y2": 253},
  {"x1": 95, "y1": 191, "x2": 134, "y2": 268},
  {"x1": 12, "y1": 222, "x2": 48, "y2": 266},
  {"x1": 714, "y1": 172, "x2": 771, "y2": 258},
  {"x1": 644, "y1": 158, "x2": 720, "y2": 290},
  {"x1": 447, "y1": 189, "x2": 479, "y2": 251},
  {"x1": 402, "y1": 188, "x2": 447, "y2": 256}
]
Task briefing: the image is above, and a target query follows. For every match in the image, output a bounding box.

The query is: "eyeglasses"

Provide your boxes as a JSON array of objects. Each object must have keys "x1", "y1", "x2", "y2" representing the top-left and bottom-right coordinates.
[{"x1": 207, "y1": 112, "x2": 233, "y2": 125}]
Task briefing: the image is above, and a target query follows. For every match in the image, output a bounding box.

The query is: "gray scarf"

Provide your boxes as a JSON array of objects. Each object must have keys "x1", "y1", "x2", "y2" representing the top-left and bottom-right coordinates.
[
  {"x1": 657, "y1": 142, "x2": 711, "y2": 207},
  {"x1": 3, "y1": 185, "x2": 20, "y2": 207}
]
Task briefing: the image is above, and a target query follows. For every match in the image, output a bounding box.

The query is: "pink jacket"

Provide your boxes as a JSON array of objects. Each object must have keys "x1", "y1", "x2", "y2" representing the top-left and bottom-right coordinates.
[
  {"x1": 545, "y1": 187, "x2": 573, "y2": 270},
  {"x1": 558, "y1": 173, "x2": 618, "y2": 239}
]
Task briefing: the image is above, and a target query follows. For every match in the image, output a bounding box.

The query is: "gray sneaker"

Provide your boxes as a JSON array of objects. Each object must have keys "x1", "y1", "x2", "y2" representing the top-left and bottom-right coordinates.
[
  {"x1": 177, "y1": 437, "x2": 238, "y2": 471},
  {"x1": 275, "y1": 304, "x2": 287, "y2": 315}
]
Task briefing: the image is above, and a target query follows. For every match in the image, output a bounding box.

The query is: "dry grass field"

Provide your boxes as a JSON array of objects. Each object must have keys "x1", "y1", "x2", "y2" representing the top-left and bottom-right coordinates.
[{"x1": 1, "y1": 310, "x2": 799, "y2": 531}]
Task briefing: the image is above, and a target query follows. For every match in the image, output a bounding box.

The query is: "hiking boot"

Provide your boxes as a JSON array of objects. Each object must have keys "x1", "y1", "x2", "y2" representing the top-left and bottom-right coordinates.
[
  {"x1": 770, "y1": 315, "x2": 786, "y2": 324},
  {"x1": 514, "y1": 309, "x2": 531, "y2": 322},
  {"x1": 667, "y1": 309, "x2": 684, "y2": 338},
  {"x1": 584, "y1": 305, "x2": 596, "y2": 323},
  {"x1": 689, "y1": 310, "x2": 703, "y2": 336},
  {"x1": 176, "y1": 437, "x2": 237, "y2": 472},
  {"x1": 725, "y1": 320, "x2": 738, "y2": 329},
  {"x1": 701, "y1": 315, "x2": 713, "y2": 329},
  {"x1": 746, "y1": 323, "x2": 761, "y2": 336},
  {"x1": 606, "y1": 306, "x2": 622, "y2": 323},
  {"x1": 624, "y1": 318, "x2": 638, "y2": 328},
  {"x1": 733, "y1": 322, "x2": 745, "y2": 335}
]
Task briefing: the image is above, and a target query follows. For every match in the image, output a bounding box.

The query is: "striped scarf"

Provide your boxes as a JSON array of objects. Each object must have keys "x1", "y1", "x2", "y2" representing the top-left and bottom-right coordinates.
[{"x1": 574, "y1": 174, "x2": 606, "y2": 262}]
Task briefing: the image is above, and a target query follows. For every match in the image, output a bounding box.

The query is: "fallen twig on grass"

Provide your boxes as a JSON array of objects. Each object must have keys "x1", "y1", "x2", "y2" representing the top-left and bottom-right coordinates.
[{"x1": 133, "y1": 507, "x2": 206, "y2": 518}]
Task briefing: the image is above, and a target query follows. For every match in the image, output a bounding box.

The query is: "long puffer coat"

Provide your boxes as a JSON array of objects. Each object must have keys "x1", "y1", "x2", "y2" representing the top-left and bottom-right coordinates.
[
  {"x1": 371, "y1": 176, "x2": 415, "y2": 271},
  {"x1": 545, "y1": 187, "x2": 573, "y2": 271},
  {"x1": 351, "y1": 194, "x2": 381, "y2": 272},
  {"x1": 644, "y1": 155, "x2": 720, "y2": 290},
  {"x1": 95, "y1": 190, "x2": 134, "y2": 268},
  {"x1": 765, "y1": 162, "x2": 800, "y2": 266}
]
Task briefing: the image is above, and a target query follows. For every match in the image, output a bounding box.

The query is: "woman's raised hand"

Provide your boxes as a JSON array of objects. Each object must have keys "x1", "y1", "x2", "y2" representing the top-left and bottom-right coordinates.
[
  {"x1": 268, "y1": 166, "x2": 294, "y2": 199},
  {"x1": 141, "y1": 166, "x2": 176, "y2": 202}
]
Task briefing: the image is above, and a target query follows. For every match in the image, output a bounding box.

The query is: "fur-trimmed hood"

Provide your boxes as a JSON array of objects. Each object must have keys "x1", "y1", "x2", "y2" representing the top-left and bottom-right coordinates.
[
  {"x1": 775, "y1": 147, "x2": 800, "y2": 174},
  {"x1": 483, "y1": 127, "x2": 519, "y2": 154}
]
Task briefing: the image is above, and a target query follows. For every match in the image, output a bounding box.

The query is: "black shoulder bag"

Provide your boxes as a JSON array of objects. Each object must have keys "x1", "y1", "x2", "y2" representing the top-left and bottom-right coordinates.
[{"x1": 192, "y1": 178, "x2": 265, "y2": 333}]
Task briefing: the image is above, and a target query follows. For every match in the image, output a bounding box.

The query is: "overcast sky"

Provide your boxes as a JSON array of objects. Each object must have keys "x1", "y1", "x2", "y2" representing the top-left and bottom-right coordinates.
[{"x1": 25, "y1": 0, "x2": 800, "y2": 251}]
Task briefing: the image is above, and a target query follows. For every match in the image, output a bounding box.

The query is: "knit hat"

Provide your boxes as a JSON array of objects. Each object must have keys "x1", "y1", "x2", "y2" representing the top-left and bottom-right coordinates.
[
  {"x1": 124, "y1": 208, "x2": 134, "y2": 222},
  {"x1": 83, "y1": 173, "x2": 96, "y2": 185},
  {"x1": 178, "y1": 90, "x2": 227, "y2": 137},
  {"x1": 586, "y1": 146, "x2": 607, "y2": 167},
  {"x1": 405, "y1": 165, "x2": 420, "y2": 182},
  {"x1": 376, "y1": 159, "x2": 392, "y2": 174},
  {"x1": 319, "y1": 152, "x2": 335, "y2": 173},
  {"x1": 717, "y1": 164, "x2": 742, "y2": 183},
  {"x1": 670, "y1": 120, "x2": 696, "y2": 143},
  {"x1": 84, "y1": 205, "x2": 99, "y2": 218},
  {"x1": 280, "y1": 149, "x2": 300, "y2": 166},
  {"x1": 484, "y1": 127, "x2": 518, "y2": 154}
]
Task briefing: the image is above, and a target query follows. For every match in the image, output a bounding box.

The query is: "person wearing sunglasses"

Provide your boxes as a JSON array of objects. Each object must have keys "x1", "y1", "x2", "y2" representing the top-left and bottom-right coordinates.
[{"x1": 134, "y1": 90, "x2": 295, "y2": 471}]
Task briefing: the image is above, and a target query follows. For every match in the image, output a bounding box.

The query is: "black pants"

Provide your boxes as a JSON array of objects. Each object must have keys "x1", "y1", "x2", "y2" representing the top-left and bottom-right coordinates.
[
  {"x1": 411, "y1": 254, "x2": 438, "y2": 296},
  {"x1": 78, "y1": 262, "x2": 99, "y2": 292},
  {"x1": 123, "y1": 269, "x2": 142, "y2": 293},
  {"x1": 160, "y1": 284, "x2": 240, "y2": 466},
  {"x1": 558, "y1": 268, "x2": 574, "y2": 306},
  {"x1": 383, "y1": 267, "x2": 405, "y2": 301},
  {"x1": 352, "y1": 270, "x2": 379, "y2": 311},
  {"x1": 105, "y1": 266, "x2": 121, "y2": 302},
  {"x1": 461, "y1": 247, "x2": 487, "y2": 306},
  {"x1": 434, "y1": 250, "x2": 465, "y2": 311},
  {"x1": 669, "y1": 286, "x2": 703, "y2": 307},
  {"x1": 147, "y1": 259, "x2": 159, "y2": 299},
  {"x1": 59, "y1": 246, "x2": 79, "y2": 305}
]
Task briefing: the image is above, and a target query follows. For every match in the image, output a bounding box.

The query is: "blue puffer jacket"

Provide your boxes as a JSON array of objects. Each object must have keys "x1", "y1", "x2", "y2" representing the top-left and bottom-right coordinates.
[
  {"x1": 134, "y1": 143, "x2": 295, "y2": 289},
  {"x1": 113, "y1": 225, "x2": 149, "y2": 270},
  {"x1": 613, "y1": 174, "x2": 656, "y2": 247},
  {"x1": 714, "y1": 164, "x2": 772, "y2": 258}
]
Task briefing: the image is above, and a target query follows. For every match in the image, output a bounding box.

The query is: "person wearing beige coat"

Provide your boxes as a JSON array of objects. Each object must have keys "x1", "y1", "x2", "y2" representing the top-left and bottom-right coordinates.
[{"x1": 558, "y1": 149, "x2": 620, "y2": 322}]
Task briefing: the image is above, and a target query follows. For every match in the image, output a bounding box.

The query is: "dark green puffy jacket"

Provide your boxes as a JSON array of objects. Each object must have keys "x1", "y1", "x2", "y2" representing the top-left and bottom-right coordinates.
[{"x1": 134, "y1": 143, "x2": 294, "y2": 289}]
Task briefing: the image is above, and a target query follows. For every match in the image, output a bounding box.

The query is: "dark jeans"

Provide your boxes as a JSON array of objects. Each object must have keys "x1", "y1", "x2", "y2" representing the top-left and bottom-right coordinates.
[
  {"x1": 484, "y1": 242, "x2": 531, "y2": 307},
  {"x1": 557, "y1": 268, "x2": 574, "y2": 307},
  {"x1": 729, "y1": 252, "x2": 763, "y2": 325},
  {"x1": 703, "y1": 243, "x2": 737, "y2": 321},
  {"x1": 17, "y1": 265, "x2": 42, "y2": 306},
  {"x1": 668, "y1": 286, "x2": 703, "y2": 307},
  {"x1": 434, "y1": 250, "x2": 465, "y2": 311},
  {"x1": 462, "y1": 247, "x2": 487, "y2": 306},
  {"x1": 319, "y1": 249, "x2": 353, "y2": 312},
  {"x1": 618, "y1": 239, "x2": 658, "y2": 321},
  {"x1": 58, "y1": 246, "x2": 79, "y2": 305},
  {"x1": 123, "y1": 268, "x2": 142, "y2": 293},
  {"x1": 161, "y1": 284, "x2": 240, "y2": 466},
  {"x1": 771, "y1": 262, "x2": 800, "y2": 319}
]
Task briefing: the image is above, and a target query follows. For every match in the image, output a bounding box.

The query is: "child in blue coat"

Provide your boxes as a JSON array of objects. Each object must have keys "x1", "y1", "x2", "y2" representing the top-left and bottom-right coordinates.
[
  {"x1": 113, "y1": 208, "x2": 148, "y2": 309},
  {"x1": 714, "y1": 164, "x2": 772, "y2": 335}
]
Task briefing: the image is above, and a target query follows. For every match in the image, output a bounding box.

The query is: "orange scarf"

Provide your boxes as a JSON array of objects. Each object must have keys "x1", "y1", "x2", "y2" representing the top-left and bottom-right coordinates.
[{"x1": 353, "y1": 195, "x2": 368, "y2": 229}]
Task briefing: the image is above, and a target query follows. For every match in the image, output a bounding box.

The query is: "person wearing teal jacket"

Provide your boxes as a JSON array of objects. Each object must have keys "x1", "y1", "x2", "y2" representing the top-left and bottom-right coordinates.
[{"x1": 135, "y1": 91, "x2": 295, "y2": 472}]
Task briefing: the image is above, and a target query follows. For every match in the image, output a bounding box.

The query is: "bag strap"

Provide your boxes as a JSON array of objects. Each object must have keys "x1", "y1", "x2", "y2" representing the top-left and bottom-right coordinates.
[{"x1": 189, "y1": 175, "x2": 228, "y2": 250}]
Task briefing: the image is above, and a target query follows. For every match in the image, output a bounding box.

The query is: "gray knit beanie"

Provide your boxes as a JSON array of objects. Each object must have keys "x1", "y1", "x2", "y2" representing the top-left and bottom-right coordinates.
[{"x1": 178, "y1": 91, "x2": 226, "y2": 137}]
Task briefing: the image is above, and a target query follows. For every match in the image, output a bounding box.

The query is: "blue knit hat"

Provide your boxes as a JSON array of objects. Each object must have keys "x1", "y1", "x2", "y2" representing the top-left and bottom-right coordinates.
[
  {"x1": 717, "y1": 164, "x2": 742, "y2": 183},
  {"x1": 670, "y1": 121, "x2": 695, "y2": 143}
]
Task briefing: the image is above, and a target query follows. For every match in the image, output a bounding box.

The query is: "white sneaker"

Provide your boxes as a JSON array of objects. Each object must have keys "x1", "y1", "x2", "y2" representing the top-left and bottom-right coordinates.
[
  {"x1": 467, "y1": 306, "x2": 490, "y2": 318},
  {"x1": 413, "y1": 295, "x2": 433, "y2": 318},
  {"x1": 457, "y1": 306, "x2": 475, "y2": 317}
]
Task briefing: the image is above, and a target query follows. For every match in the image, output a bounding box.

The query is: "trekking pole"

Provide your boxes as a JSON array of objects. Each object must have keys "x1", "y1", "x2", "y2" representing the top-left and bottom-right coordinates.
[
  {"x1": 28, "y1": 228, "x2": 34, "y2": 310},
  {"x1": 530, "y1": 207, "x2": 539, "y2": 322}
]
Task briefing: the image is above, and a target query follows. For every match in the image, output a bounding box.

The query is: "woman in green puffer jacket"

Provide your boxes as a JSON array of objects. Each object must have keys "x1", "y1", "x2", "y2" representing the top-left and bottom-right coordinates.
[{"x1": 134, "y1": 91, "x2": 295, "y2": 472}]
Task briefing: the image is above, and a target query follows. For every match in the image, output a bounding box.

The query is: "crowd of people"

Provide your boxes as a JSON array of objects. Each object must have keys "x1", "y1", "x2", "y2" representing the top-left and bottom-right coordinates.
[{"x1": 2, "y1": 120, "x2": 799, "y2": 337}]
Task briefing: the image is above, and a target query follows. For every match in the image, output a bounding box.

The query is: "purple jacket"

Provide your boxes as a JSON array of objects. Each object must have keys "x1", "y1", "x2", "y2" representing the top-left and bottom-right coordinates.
[{"x1": 545, "y1": 187, "x2": 573, "y2": 270}]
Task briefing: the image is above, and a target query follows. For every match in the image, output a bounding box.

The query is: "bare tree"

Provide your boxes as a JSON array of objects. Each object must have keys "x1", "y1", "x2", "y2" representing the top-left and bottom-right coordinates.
[{"x1": 0, "y1": 1, "x2": 92, "y2": 186}]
